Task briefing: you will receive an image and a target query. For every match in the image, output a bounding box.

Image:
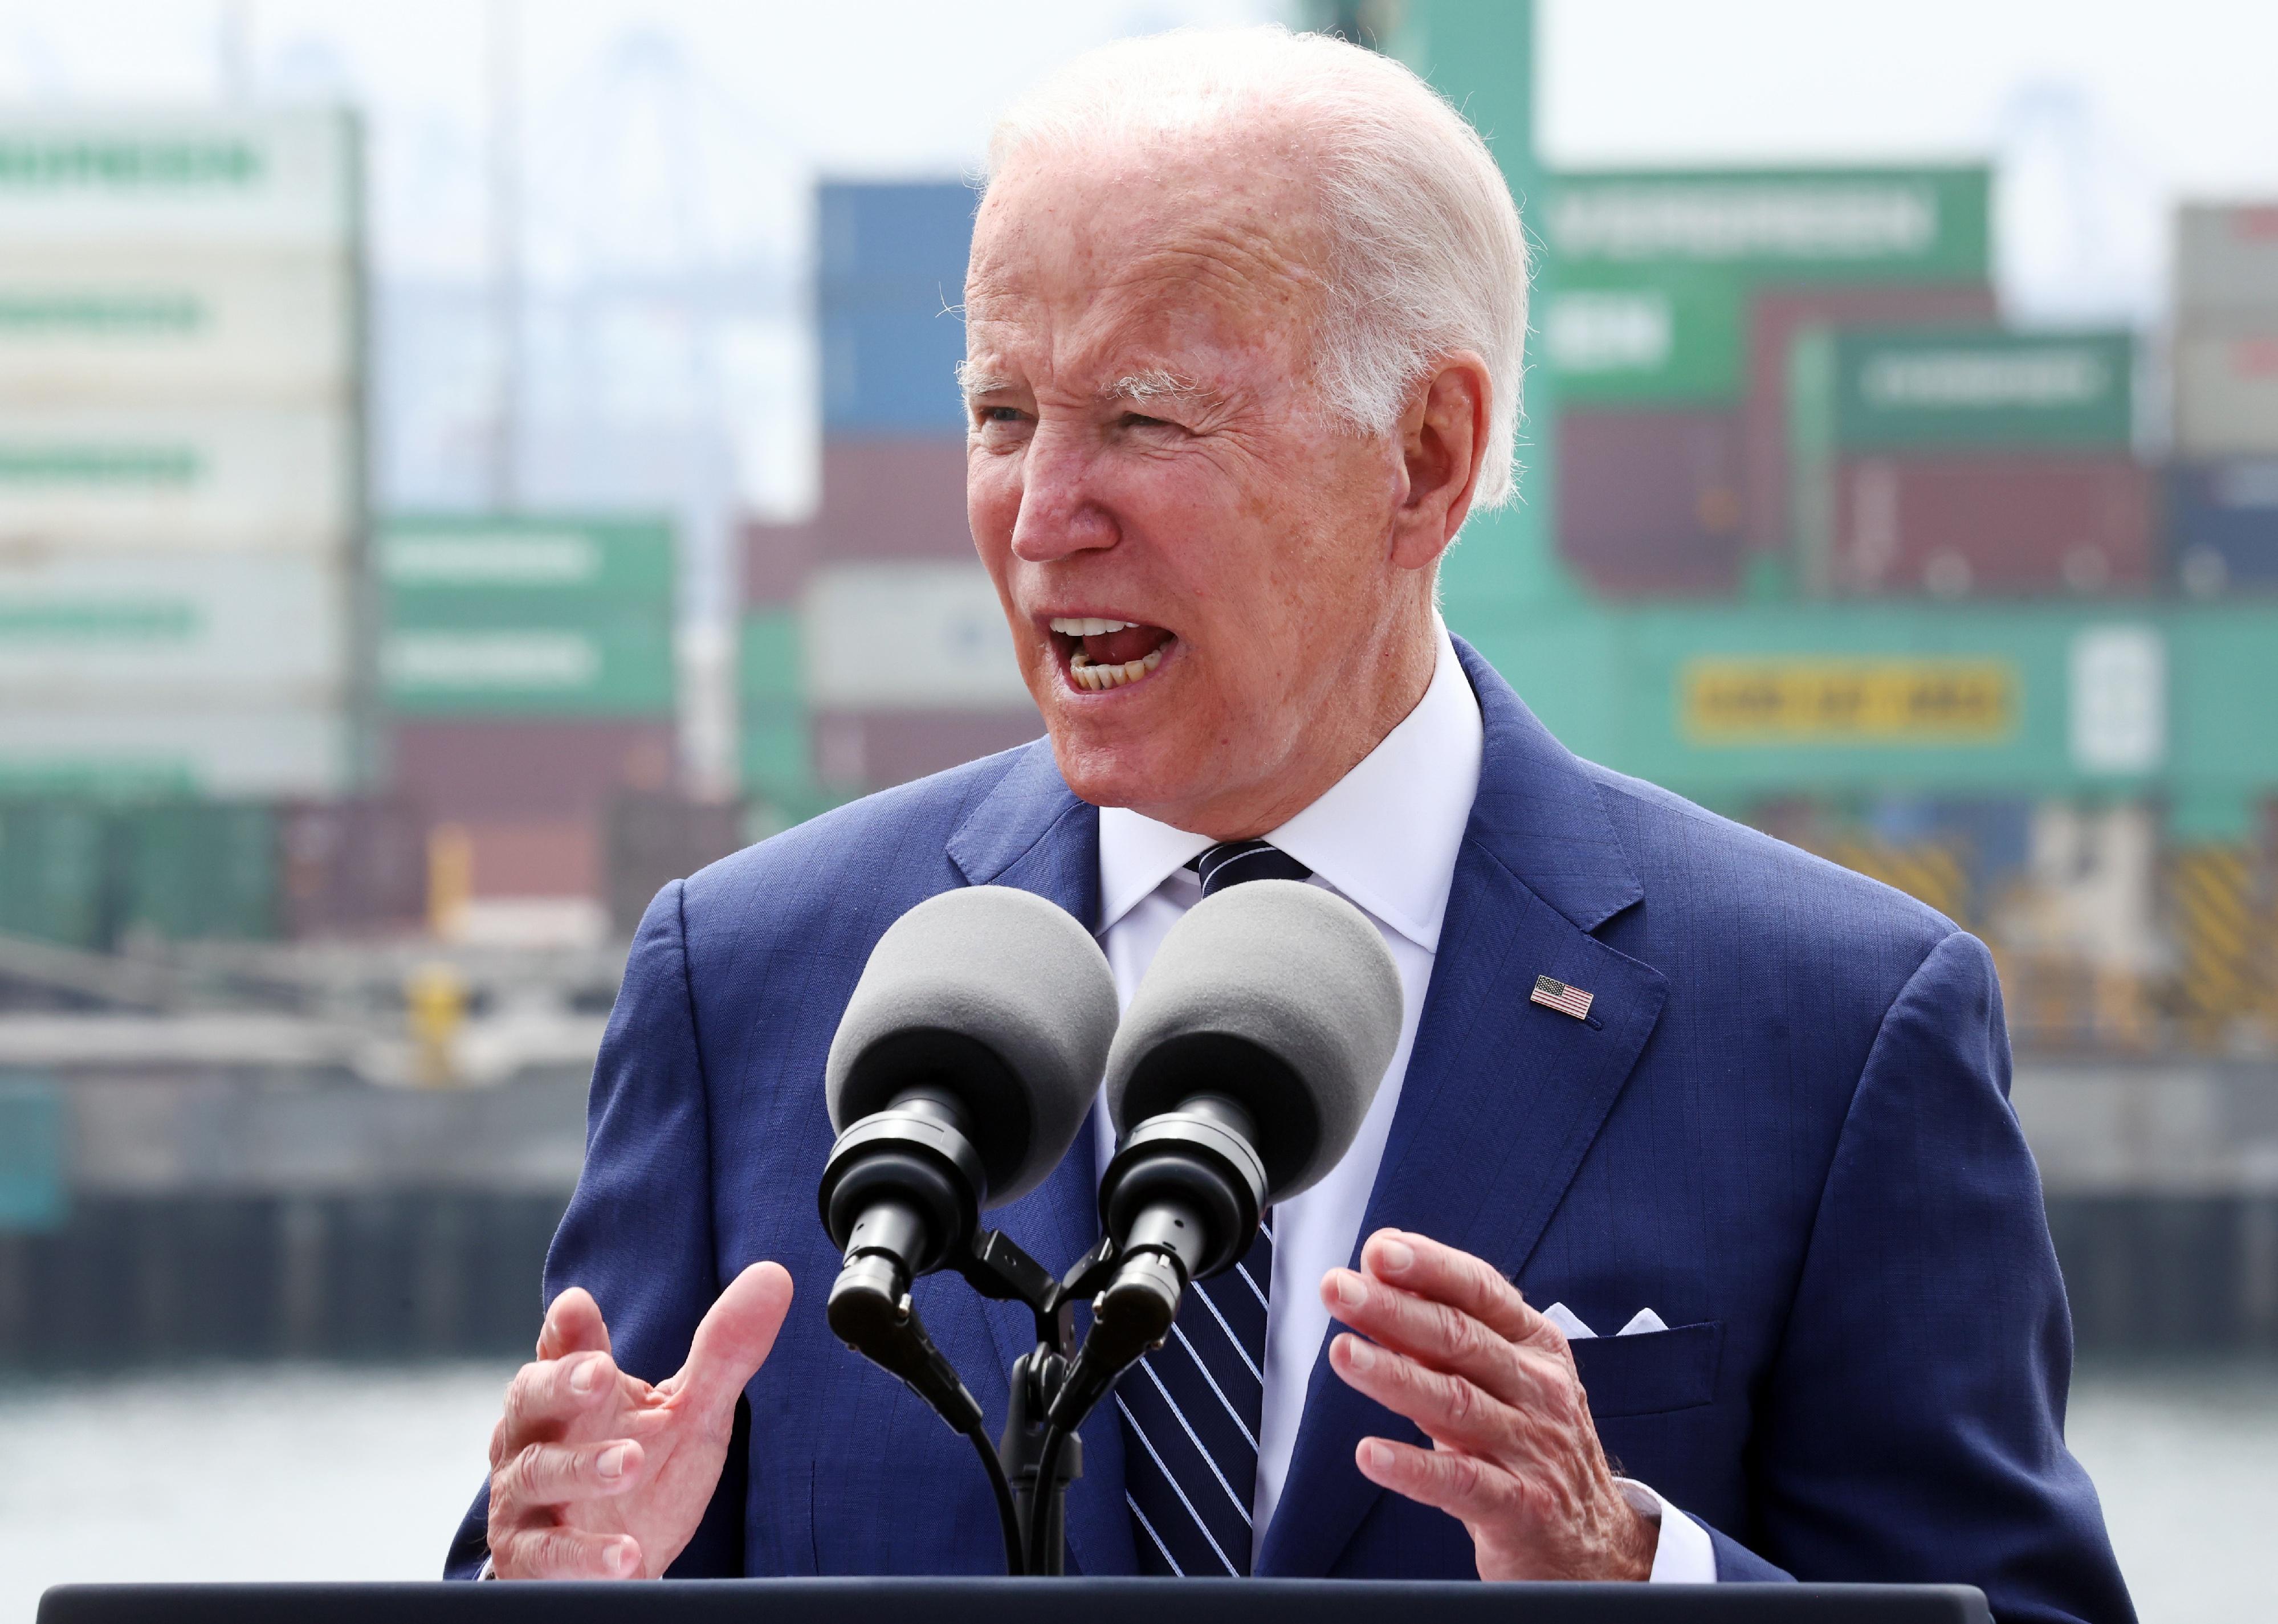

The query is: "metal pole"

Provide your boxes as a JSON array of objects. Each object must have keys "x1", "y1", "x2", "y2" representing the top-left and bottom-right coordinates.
[{"x1": 488, "y1": 0, "x2": 523, "y2": 511}]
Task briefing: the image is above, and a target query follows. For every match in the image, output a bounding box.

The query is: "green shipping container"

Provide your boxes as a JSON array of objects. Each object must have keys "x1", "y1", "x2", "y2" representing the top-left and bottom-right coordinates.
[
  {"x1": 1800, "y1": 326, "x2": 2136, "y2": 451},
  {"x1": 1545, "y1": 262, "x2": 1749, "y2": 406},
  {"x1": 1448, "y1": 601, "x2": 2278, "y2": 803},
  {"x1": 0, "y1": 801, "x2": 108, "y2": 948},
  {"x1": 741, "y1": 699, "x2": 814, "y2": 798},
  {"x1": 378, "y1": 513, "x2": 675, "y2": 617},
  {"x1": 1548, "y1": 166, "x2": 1991, "y2": 284},
  {"x1": 380, "y1": 620, "x2": 675, "y2": 717},
  {"x1": 739, "y1": 609, "x2": 803, "y2": 704},
  {"x1": 116, "y1": 801, "x2": 279, "y2": 941}
]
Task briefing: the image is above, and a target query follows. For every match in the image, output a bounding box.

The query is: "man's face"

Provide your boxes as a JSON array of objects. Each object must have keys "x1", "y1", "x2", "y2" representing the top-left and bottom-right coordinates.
[{"x1": 963, "y1": 141, "x2": 1417, "y2": 833}]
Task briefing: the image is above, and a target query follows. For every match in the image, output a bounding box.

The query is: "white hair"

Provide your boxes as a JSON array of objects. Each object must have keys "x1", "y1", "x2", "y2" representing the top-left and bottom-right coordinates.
[{"x1": 981, "y1": 25, "x2": 1530, "y2": 509}]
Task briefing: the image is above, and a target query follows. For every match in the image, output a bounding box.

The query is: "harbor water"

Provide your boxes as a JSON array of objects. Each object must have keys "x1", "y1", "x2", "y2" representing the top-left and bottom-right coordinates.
[{"x1": 0, "y1": 1358, "x2": 2271, "y2": 1622}]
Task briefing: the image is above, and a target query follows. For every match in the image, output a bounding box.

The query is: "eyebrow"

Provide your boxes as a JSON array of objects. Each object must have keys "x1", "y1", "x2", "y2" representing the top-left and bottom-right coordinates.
[
  {"x1": 955, "y1": 360, "x2": 1014, "y2": 401},
  {"x1": 1102, "y1": 369, "x2": 1215, "y2": 410},
  {"x1": 954, "y1": 361, "x2": 1222, "y2": 411}
]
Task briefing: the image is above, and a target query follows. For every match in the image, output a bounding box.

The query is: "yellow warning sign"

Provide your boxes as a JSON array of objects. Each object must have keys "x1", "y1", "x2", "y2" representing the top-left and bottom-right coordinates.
[{"x1": 1683, "y1": 659, "x2": 2015, "y2": 743}]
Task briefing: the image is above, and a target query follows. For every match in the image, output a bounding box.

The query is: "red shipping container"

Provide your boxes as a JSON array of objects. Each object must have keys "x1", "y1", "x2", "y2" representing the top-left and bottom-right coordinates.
[
  {"x1": 605, "y1": 792, "x2": 745, "y2": 935},
  {"x1": 279, "y1": 799, "x2": 428, "y2": 939},
  {"x1": 740, "y1": 439, "x2": 974, "y2": 607},
  {"x1": 1557, "y1": 409, "x2": 1745, "y2": 596},
  {"x1": 1827, "y1": 455, "x2": 2155, "y2": 597},
  {"x1": 741, "y1": 517, "x2": 821, "y2": 607},
  {"x1": 1745, "y1": 283, "x2": 1999, "y2": 557},
  {"x1": 388, "y1": 717, "x2": 678, "y2": 823},
  {"x1": 818, "y1": 438, "x2": 973, "y2": 561},
  {"x1": 812, "y1": 708, "x2": 1041, "y2": 794},
  {"x1": 452, "y1": 817, "x2": 601, "y2": 900}
]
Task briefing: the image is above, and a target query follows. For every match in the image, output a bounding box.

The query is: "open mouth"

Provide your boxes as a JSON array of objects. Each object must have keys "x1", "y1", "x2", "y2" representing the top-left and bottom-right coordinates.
[{"x1": 1047, "y1": 616, "x2": 1176, "y2": 692}]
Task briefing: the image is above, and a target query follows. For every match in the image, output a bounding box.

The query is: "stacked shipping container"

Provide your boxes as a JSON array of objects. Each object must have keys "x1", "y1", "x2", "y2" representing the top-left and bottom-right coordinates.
[
  {"x1": 739, "y1": 182, "x2": 1038, "y2": 811},
  {"x1": 1788, "y1": 327, "x2": 2151, "y2": 596},
  {"x1": 1543, "y1": 166, "x2": 1996, "y2": 595},
  {"x1": 0, "y1": 111, "x2": 362, "y2": 798},
  {"x1": 0, "y1": 112, "x2": 364, "y2": 944},
  {"x1": 377, "y1": 515, "x2": 679, "y2": 923},
  {"x1": 2171, "y1": 204, "x2": 2278, "y2": 594}
]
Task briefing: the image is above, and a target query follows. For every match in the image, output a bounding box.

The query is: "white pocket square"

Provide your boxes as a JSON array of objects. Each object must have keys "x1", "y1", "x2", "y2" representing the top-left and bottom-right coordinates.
[{"x1": 1542, "y1": 1302, "x2": 1669, "y2": 1340}]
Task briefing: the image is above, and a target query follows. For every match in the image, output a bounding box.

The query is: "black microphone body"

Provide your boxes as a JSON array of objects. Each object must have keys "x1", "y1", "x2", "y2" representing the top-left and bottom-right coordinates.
[
  {"x1": 818, "y1": 1085, "x2": 987, "y2": 1346},
  {"x1": 816, "y1": 886, "x2": 1118, "y2": 1414}
]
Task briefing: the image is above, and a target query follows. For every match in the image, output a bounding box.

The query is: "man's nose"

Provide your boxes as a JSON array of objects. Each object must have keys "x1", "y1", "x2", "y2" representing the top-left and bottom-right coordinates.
[{"x1": 1009, "y1": 429, "x2": 1116, "y2": 564}]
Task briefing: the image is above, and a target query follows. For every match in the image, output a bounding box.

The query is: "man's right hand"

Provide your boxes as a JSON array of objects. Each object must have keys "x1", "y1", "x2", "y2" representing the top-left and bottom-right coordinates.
[{"x1": 486, "y1": 1261, "x2": 794, "y2": 1579}]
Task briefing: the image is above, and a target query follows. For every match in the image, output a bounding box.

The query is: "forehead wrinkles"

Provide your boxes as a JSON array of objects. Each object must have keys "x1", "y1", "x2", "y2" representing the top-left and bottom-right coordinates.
[{"x1": 965, "y1": 176, "x2": 1328, "y2": 398}]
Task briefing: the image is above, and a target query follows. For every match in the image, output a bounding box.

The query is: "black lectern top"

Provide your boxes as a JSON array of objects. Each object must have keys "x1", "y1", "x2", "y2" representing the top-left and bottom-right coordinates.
[{"x1": 40, "y1": 1577, "x2": 1990, "y2": 1624}]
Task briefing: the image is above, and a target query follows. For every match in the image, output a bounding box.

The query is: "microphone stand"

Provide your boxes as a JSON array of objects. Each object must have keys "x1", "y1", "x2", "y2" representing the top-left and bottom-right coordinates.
[
  {"x1": 950, "y1": 1230, "x2": 1130, "y2": 1577},
  {"x1": 833, "y1": 1223, "x2": 1146, "y2": 1576}
]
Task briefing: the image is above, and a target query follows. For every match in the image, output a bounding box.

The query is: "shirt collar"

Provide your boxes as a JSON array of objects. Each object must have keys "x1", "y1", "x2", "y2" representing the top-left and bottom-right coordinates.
[{"x1": 1096, "y1": 623, "x2": 1484, "y2": 953}]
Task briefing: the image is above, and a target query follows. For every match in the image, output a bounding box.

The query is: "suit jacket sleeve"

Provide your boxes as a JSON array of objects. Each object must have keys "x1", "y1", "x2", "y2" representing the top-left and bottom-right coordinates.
[
  {"x1": 1733, "y1": 928, "x2": 2132, "y2": 1621},
  {"x1": 445, "y1": 879, "x2": 747, "y2": 1578}
]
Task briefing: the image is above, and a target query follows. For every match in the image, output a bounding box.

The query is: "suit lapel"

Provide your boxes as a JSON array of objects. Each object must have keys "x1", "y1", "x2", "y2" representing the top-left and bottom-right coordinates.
[
  {"x1": 942, "y1": 743, "x2": 1135, "y2": 1576},
  {"x1": 1258, "y1": 642, "x2": 1670, "y2": 1577}
]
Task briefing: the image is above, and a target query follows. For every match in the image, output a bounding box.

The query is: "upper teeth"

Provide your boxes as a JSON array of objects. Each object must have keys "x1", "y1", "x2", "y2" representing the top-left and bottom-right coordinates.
[{"x1": 1050, "y1": 617, "x2": 1135, "y2": 636}]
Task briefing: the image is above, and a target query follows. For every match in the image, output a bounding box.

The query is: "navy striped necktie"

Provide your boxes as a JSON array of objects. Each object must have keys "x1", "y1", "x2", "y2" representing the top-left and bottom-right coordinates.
[{"x1": 1120, "y1": 839, "x2": 1309, "y2": 1576}]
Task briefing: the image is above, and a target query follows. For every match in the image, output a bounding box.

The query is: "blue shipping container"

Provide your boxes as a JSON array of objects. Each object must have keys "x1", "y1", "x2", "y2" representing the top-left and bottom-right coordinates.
[
  {"x1": 818, "y1": 180, "x2": 975, "y2": 294},
  {"x1": 2173, "y1": 460, "x2": 2278, "y2": 595},
  {"x1": 822, "y1": 304, "x2": 970, "y2": 437},
  {"x1": 818, "y1": 181, "x2": 976, "y2": 437}
]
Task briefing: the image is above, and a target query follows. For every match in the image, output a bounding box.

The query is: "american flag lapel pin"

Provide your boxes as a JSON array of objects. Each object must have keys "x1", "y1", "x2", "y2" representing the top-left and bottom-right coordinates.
[{"x1": 1531, "y1": 974, "x2": 1595, "y2": 1021}]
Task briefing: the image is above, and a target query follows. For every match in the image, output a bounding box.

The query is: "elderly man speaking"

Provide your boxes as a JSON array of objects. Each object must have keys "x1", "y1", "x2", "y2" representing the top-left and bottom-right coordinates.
[{"x1": 449, "y1": 28, "x2": 2131, "y2": 1619}]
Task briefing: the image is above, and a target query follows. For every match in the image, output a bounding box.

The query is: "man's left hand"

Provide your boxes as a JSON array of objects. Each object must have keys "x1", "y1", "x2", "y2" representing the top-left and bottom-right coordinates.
[{"x1": 1323, "y1": 1228, "x2": 1657, "y2": 1582}]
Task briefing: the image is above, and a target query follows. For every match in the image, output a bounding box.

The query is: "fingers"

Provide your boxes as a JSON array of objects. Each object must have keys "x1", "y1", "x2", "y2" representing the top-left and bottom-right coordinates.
[
  {"x1": 1354, "y1": 1435, "x2": 1524, "y2": 1525},
  {"x1": 674, "y1": 1260, "x2": 794, "y2": 1417},
  {"x1": 494, "y1": 1350, "x2": 621, "y2": 1463},
  {"x1": 1323, "y1": 1265, "x2": 1557, "y2": 1414},
  {"x1": 493, "y1": 1437, "x2": 646, "y2": 1513},
  {"x1": 1329, "y1": 1331, "x2": 1518, "y2": 1457},
  {"x1": 1359, "y1": 1230, "x2": 1547, "y2": 1347},
  {"x1": 536, "y1": 1286, "x2": 613, "y2": 1362},
  {"x1": 490, "y1": 1524, "x2": 644, "y2": 1581}
]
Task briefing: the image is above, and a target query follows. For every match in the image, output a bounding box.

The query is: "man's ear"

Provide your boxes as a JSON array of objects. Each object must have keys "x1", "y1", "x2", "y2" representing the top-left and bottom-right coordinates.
[{"x1": 1387, "y1": 352, "x2": 1492, "y2": 573}]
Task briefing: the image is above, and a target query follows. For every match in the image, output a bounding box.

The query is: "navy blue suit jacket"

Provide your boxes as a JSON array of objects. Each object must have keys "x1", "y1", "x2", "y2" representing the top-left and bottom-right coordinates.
[{"x1": 449, "y1": 640, "x2": 2131, "y2": 1621}]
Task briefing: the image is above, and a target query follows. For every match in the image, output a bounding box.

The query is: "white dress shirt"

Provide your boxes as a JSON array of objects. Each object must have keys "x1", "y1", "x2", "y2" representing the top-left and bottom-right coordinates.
[{"x1": 1091, "y1": 623, "x2": 1715, "y2": 1582}]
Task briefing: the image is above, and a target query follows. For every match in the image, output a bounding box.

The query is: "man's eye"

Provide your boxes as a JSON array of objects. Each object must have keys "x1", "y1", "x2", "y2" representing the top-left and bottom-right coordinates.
[
  {"x1": 982, "y1": 406, "x2": 1028, "y2": 424},
  {"x1": 1120, "y1": 412, "x2": 1172, "y2": 430}
]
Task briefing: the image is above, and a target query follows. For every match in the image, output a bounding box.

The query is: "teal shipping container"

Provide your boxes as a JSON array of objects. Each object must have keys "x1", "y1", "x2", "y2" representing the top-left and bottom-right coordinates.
[
  {"x1": 380, "y1": 621, "x2": 675, "y2": 718},
  {"x1": 739, "y1": 608, "x2": 801, "y2": 707},
  {"x1": 739, "y1": 609, "x2": 815, "y2": 806},
  {"x1": 1548, "y1": 167, "x2": 1991, "y2": 284},
  {"x1": 115, "y1": 801, "x2": 279, "y2": 941},
  {"x1": 1544, "y1": 262, "x2": 1749, "y2": 406},
  {"x1": 0, "y1": 1075, "x2": 66, "y2": 1232},
  {"x1": 378, "y1": 513, "x2": 675, "y2": 618},
  {"x1": 1793, "y1": 326, "x2": 2136, "y2": 452},
  {"x1": 1450, "y1": 602, "x2": 2278, "y2": 805},
  {"x1": 0, "y1": 801, "x2": 107, "y2": 947}
]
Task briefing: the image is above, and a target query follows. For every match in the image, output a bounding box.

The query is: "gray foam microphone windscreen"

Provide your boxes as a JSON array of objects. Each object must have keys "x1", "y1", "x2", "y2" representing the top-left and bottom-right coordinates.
[
  {"x1": 1105, "y1": 879, "x2": 1401, "y2": 1202},
  {"x1": 826, "y1": 885, "x2": 1118, "y2": 1206}
]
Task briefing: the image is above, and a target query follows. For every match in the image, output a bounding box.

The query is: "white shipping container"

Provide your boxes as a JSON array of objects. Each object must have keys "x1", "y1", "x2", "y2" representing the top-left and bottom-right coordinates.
[
  {"x1": 803, "y1": 561, "x2": 1030, "y2": 711},
  {"x1": 0, "y1": 549, "x2": 349, "y2": 697},
  {"x1": 0, "y1": 700, "x2": 351, "y2": 797},
  {"x1": 0, "y1": 403, "x2": 353, "y2": 548},
  {"x1": 0, "y1": 109, "x2": 353, "y2": 250},
  {"x1": 2175, "y1": 325, "x2": 2278, "y2": 458},
  {"x1": 0, "y1": 246, "x2": 352, "y2": 403},
  {"x1": 2175, "y1": 203, "x2": 2278, "y2": 320}
]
